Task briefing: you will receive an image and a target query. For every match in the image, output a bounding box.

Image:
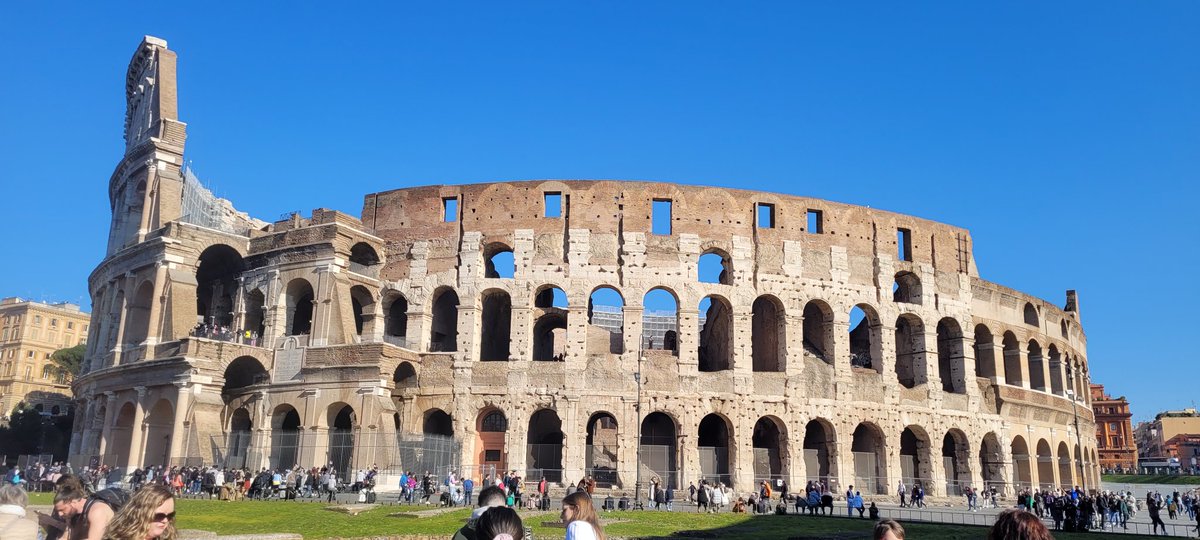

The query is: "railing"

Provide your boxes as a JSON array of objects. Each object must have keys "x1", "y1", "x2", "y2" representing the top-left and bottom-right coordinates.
[
  {"x1": 190, "y1": 327, "x2": 264, "y2": 347},
  {"x1": 348, "y1": 262, "x2": 380, "y2": 279}
]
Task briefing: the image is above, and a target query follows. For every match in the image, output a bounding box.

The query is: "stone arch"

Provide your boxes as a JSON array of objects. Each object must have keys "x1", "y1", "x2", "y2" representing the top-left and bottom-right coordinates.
[
  {"x1": 973, "y1": 324, "x2": 996, "y2": 379},
  {"x1": 392, "y1": 361, "x2": 418, "y2": 392},
  {"x1": 479, "y1": 288, "x2": 512, "y2": 361},
  {"x1": 803, "y1": 418, "x2": 838, "y2": 485},
  {"x1": 1002, "y1": 331, "x2": 1022, "y2": 387},
  {"x1": 587, "y1": 285, "x2": 624, "y2": 355},
  {"x1": 936, "y1": 318, "x2": 966, "y2": 394},
  {"x1": 284, "y1": 278, "x2": 315, "y2": 336},
  {"x1": 698, "y1": 295, "x2": 733, "y2": 372},
  {"x1": 698, "y1": 249, "x2": 732, "y2": 285},
  {"x1": 143, "y1": 398, "x2": 175, "y2": 468},
  {"x1": 893, "y1": 271, "x2": 922, "y2": 304},
  {"x1": 586, "y1": 412, "x2": 619, "y2": 486},
  {"x1": 1010, "y1": 435, "x2": 1032, "y2": 489},
  {"x1": 382, "y1": 290, "x2": 408, "y2": 346},
  {"x1": 1057, "y1": 441, "x2": 1073, "y2": 489},
  {"x1": 528, "y1": 409, "x2": 565, "y2": 482},
  {"x1": 851, "y1": 422, "x2": 888, "y2": 494},
  {"x1": 243, "y1": 288, "x2": 266, "y2": 337},
  {"x1": 533, "y1": 311, "x2": 567, "y2": 361},
  {"x1": 895, "y1": 313, "x2": 927, "y2": 388},
  {"x1": 849, "y1": 303, "x2": 883, "y2": 372},
  {"x1": 328, "y1": 403, "x2": 356, "y2": 478},
  {"x1": 349, "y1": 242, "x2": 381, "y2": 267},
  {"x1": 640, "y1": 412, "x2": 678, "y2": 490},
  {"x1": 1023, "y1": 302, "x2": 1039, "y2": 326},
  {"x1": 751, "y1": 295, "x2": 785, "y2": 372},
  {"x1": 534, "y1": 284, "x2": 569, "y2": 309},
  {"x1": 270, "y1": 404, "x2": 302, "y2": 470},
  {"x1": 196, "y1": 244, "x2": 245, "y2": 328},
  {"x1": 1027, "y1": 340, "x2": 1046, "y2": 392},
  {"x1": 348, "y1": 285, "x2": 376, "y2": 337},
  {"x1": 1047, "y1": 345, "x2": 1064, "y2": 395},
  {"x1": 1035, "y1": 439, "x2": 1054, "y2": 490},
  {"x1": 107, "y1": 401, "x2": 136, "y2": 466},
  {"x1": 752, "y1": 416, "x2": 788, "y2": 485},
  {"x1": 423, "y1": 408, "x2": 453, "y2": 436},
  {"x1": 900, "y1": 425, "x2": 933, "y2": 492},
  {"x1": 476, "y1": 408, "x2": 508, "y2": 472},
  {"x1": 642, "y1": 287, "x2": 679, "y2": 354},
  {"x1": 484, "y1": 242, "x2": 515, "y2": 279},
  {"x1": 942, "y1": 429, "x2": 971, "y2": 495},
  {"x1": 802, "y1": 299, "x2": 835, "y2": 365},
  {"x1": 1060, "y1": 319, "x2": 1069, "y2": 339},
  {"x1": 979, "y1": 432, "x2": 1004, "y2": 491},
  {"x1": 698, "y1": 413, "x2": 733, "y2": 486},
  {"x1": 124, "y1": 280, "x2": 154, "y2": 345},
  {"x1": 222, "y1": 356, "x2": 269, "y2": 399},
  {"x1": 226, "y1": 407, "x2": 252, "y2": 469},
  {"x1": 429, "y1": 286, "x2": 459, "y2": 352}
]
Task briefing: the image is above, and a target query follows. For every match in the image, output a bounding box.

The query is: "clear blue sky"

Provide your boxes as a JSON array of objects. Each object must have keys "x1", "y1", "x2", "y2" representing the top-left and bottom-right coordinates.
[{"x1": 1, "y1": 2, "x2": 1196, "y2": 422}]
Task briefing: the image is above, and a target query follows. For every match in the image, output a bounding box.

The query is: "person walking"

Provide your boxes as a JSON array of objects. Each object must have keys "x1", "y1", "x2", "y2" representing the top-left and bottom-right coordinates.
[
  {"x1": 897, "y1": 480, "x2": 907, "y2": 508},
  {"x1": 325, "y1": 472, "x2": 338, "y2": 503},
  {"x1": 1147, "y1": 494, "x2": 1167, "y2": 536}
]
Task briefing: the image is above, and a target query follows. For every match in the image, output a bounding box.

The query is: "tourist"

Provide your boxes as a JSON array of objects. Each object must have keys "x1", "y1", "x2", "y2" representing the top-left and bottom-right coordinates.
[
  {"x1": 873, "y1": 519, "x2": 904, "y2": 540},
  {"x1": 475, "y1": 506, "x2": 524, "y2": 540},
  {"x1": 896, "y1": 480, "x2": 906, "y2": 507},
  {"x1": 987, "y1": 508, "x2": 1052, "y2": 540},
  {"x1": 868, "y1": 501, "x2": 879, "y2": 520},
  {"x1": 54, "y1": 486, "x2": 124, "y2": 540},
  {"x1": 561, "y1": 491, "x2": 605, "y2": 540},
  {"x1": 695, "y1": 481, "x2": 709, "y2": 513},
  {"x1": 0, "y1": 484, "x2": 37, "y2": 540},
  {"x1": 453, "y1": 485, "x2": 507, "y2": 540},
  {"x1": 100, "y1": 484, "x2": 175, "y2": 540},
  {"x1": 1147, "y1": 493, "x2": 1167, "y2": 535}
]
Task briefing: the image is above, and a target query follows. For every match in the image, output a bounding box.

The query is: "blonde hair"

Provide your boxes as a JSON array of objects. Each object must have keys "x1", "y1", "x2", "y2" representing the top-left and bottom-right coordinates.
[
  {"x1": 102, "y1": 484, "x2": 176, "y2": 540},
  {"x1": 562, "y1": 491, "x2": 605, "y2": 540}
]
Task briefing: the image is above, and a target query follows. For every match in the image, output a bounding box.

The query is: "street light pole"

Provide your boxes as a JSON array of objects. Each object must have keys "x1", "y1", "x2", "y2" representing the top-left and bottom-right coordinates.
[
  {"x1": 1066, "y1": 365, "x2": 1086, "y2": 491},
  {"x1": 634, "y1": 346, "x2": 643, "y2": 510}
]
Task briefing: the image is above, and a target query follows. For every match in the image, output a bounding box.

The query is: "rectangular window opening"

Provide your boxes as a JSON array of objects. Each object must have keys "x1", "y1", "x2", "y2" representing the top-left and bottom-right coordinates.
[
  {"x1": 756, "y1": 203, "x2": 775, "y2": 229},
  {"x1": 544, "y1": 192, "x2": 562, "y2": 218},
  {"x1": 806, "y1": 209, "x2": 823, "y2": 233},
  {"x1": 898, "y1": 228, "x2": 913, "y2": 261},
  {"x1": 484, "y1": 449, "x2": 501, "y2": 462},
  {"x1": 652, "y1": 199, "x2": 672, "y2": 235},
  {"x1": 442, "y1": 197, "x2": 458, "y2": 222}
]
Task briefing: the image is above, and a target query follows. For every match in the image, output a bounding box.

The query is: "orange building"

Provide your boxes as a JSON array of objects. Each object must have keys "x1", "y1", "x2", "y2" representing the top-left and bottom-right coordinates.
[{"x1": 1090, "y1": 384, "x2": 1137, "y2": 472}]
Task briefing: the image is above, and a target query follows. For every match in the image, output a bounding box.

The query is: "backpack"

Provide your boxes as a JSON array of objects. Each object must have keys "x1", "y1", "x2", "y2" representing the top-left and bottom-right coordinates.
[{"x1": 83, "y1": 488, "x2": 131, "y2": 518}]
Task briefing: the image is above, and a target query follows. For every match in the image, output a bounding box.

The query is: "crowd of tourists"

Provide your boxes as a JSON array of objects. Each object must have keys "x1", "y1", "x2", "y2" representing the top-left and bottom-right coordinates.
[
  {"x1": 189, "y1": 323, "x2": 261, "y2": 347},
  {"x1": 1010, "y1": 486, "x2": 1200, "y2": 534},
  {"x1": 1, "y1": 471, "x2": 178, "y2": 540}
]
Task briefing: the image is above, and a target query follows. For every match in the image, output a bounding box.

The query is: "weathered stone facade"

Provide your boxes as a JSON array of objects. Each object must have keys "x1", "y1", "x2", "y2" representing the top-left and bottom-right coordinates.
[{"x1": 71, "y1": 36, "x2": 1100, "y2": 497}]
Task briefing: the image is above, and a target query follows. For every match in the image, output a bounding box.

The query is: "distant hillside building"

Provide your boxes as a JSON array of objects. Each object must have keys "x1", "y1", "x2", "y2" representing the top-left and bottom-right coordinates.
[
  {"x1": 0, "y1": 297, "x2": 91, "y2": 419},
  {"x1": 1089, "y1": 384, "x2": 1136, "y2": 472},
  {"x1": 1136, "y1": 407, "x2": 1200, "y2": 466}
]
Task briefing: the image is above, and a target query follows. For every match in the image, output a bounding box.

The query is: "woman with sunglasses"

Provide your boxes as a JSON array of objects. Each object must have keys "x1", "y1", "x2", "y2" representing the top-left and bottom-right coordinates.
[{"x1": 102, "y1": 484, "x2": 176, "y2": 540}]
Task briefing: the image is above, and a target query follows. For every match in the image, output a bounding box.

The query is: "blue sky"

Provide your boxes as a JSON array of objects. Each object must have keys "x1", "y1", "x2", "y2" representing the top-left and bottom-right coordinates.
[{"x1": 1, "y1": 2, "x2": 1196, "y2": 422}]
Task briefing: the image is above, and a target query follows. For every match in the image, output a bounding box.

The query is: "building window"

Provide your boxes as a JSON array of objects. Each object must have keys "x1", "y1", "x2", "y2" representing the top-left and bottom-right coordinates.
[
  {"x1": 484, "y1": 449, "x2": 501, "y2": 462},
  {"x1": 807, "y1": 209, "x2": 823, "y2": 233},
  {"x1": 27, "y1": 351, "x2": 34, "y2": 358},
  {"x1": 50, "y1": 319, "x2": 57, "y2": 328},
  {"x1": 67, "y1": 322, "x2": 74, "y2": 330},
  {"x1": 34, "y1": 315, "x2": 41, "y2": 325},
  {"x1": 897, "y1": 228, "x2": 913, "y2": 261},
  {"x1": 442, "y1": 197, "x2": 458, "y2": 222},
  {"x1": 756, "y1": 203, "x2": 775, "y2": 228},
  {"x1": 24, "y1": 366, "x2": 31, "y2": 380},
  {"x1": 544, "y1": 192, "x2": 562, "y2": 218},
  {"x1": 652, "y1": 199, "x2": 672, "y2": 235},
  {"x1": 41, "y1": 365, "x2": 52, "y2": 379}
]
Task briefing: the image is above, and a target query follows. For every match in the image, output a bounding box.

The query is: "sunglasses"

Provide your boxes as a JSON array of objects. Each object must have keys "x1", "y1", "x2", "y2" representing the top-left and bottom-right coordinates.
[{"x1": 153, "y1": 512, "x2": 176, "y2": 522}]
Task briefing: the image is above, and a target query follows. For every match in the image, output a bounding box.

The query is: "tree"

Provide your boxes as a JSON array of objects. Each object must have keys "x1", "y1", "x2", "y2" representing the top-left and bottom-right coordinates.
[
  {"x1": 50, "y1": 344, "x2": 86, "y2": 381},
  {"x1": 0, "y1": 402, "x2": 73, "y2": 462}
]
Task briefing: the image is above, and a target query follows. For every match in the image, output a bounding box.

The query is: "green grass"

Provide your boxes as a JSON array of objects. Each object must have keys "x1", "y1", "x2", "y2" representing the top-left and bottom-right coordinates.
[{"x1": 1102, "y1": 474, "x2": 1200, "y2": 485}]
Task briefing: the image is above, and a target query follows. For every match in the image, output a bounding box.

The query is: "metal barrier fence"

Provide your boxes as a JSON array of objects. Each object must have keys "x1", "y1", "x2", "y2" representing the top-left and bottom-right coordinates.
[{"x1": 876, "y1": 506, "x2": 1199, "y2": 538}]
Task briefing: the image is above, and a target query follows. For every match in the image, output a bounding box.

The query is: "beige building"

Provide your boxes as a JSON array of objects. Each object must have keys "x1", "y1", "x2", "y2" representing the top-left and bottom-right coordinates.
[
  {"x1": 70, "y1": 36, "x2": 1101, "y2": 496},
  {"x1": 1136, "y1": 408, "x2": 1200, "y2": 460},
  {"x1": 0, "y1": 297, "x2": 91, "y2": 419}
]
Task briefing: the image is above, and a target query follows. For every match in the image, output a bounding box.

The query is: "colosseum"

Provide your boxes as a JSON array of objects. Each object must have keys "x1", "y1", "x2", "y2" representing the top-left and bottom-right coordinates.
[{"x1": 70, "y1": 36, "x2": 1099, "y2": 498}]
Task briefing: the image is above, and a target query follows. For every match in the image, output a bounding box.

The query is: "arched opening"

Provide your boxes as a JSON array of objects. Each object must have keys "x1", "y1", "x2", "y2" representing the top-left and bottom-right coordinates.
[
  {"x1": 586, "y1": 412, "x2": 619, "y2": 486},
  {"x1": 697, "y1": 295, "x2": 733, "y2": 372},
  {"x1": 936, "y1": 318, "x2": 966, "y2": 394},
  {"x1": 849, "y1": 304, "x2": 882, "y2": 372},
  {"x1": 143, "y1": 399, "x2": 175, "y2": 468},
  {"x1": 1028, "y1": 340, "x2": 1046, "y2": 392},
  {"x1": 979, "y1": 433, "x2": 1004, "y2": 492},
  {"x1": 271, "y1": 405, "x2": 302, "y2": 470},
  {"x1": 698, "y1": 250, "x2": 732, "y2": 285},
  {"x1": 196, "y1": 245, "x2": 245, "y2": 328},
  {"x1": 751, "y1": 296, "x2": 784, "y2": 372},
  {"x1": 895, "y1": 314, "x2": 926, "y2": 388},
  {"x1": 752, "y1": 416, "x2": 787, "y2": 486},
  {"x1": 803, "y1": 419, "x2": 836, "y2": 485},
  {"x1": 1036, "y1": 439, "x2": 1054, "y2": 490},
  {"x1": 852, "y1": 423, "x2": 888, "y2": 495},
  {"x1": 1048, "y1": 345, "x2": 1064, "y2": 396},
  {"x1": 900, "y1": 426, "x2": 931, "y2": 493},
  {"x1": 349, "y1": 285, "x2": 375, "y2": 337},
  {"x1": 942, "y1": 430, "x2": 971, "y2": 496},
  {"x1": 528, "y1": 409, "x2": 564, "y2": 482},
  {"x1": 125, "y1": 281, "x2": 154, "y2": 345},
  {"x1": 285, "y1": 279, "x2": 315, "y2": 336},
  {"x1": 392, "y1": 361, "x2": 418, "y2": 391},
  {"x1": 1002, "y1": 332, "x2": 1022, "y2": 387},
  {"x1": 1023, "y1": 303, "x2": 1039, "y2": 326},
  {"x1": 479, "y1": 289, "x2": 512, "y2": 361},
  {"x1": 476, "y1": 409, "x2": 508, "y2": 472},
  {"x1": 698, "y1": 414, "x2": 733, "y2": 486},
  {"x1": 642, "y1": 288, "x2": 678, "y2": 354},
  {"x1": 1057, "y1": 442, "x2": 1073, "y2": 489},
  {"x1": 484, "y1": 243, "x2": 515, "y2": 279},
  {"x1": 587, "y1": 286, "x2": 624, "y2": 355},
  {"x1": 534, "y1": 286, "x2": 568, "y2": 309},
  {"x1": 423, "y1": 409, "x2": 453, "y2": 437},
  {"x1": 429, "y1": 287, "x2": 459, "y2": 352},
  {"x1": 328, "y1": 404, "x2": 356, "y2": 479},
  {"x1": 107, "y1": 402, "x2": 136, "y2": 466},
  {"x1": 802, "y1": 300, "x2": 834, "y2": 365},
  {"x1": 640, "y1": 412, "x2": 678, "y2": 490},
  {"x1": 383, "y1": 292, "x2": 408, "y2": 347},
  {"x1": 533, "y1": 286, "x2": 568, "y2": 361},
  {"x1": 893, "y1": 271, "x2": 922, "y2": 304},
  {"x1": 973, "y1": 324, "x2": 995, "y2": 379},
  {"x1": 1010, "y1": 436, "x2": 1031, "y2": 490},
  {"x1": 349, "y1": 242, "x2": 380, "y2": 270},
  {"x1": 243, "y1": 289, "x2": 266, "y2": 338},
  {"x1": 227, "y1": 408, "x2": 252, "y2": 469},
  {"x1": 222, "y1": 356, "x2": 269, "y2": 399},
  {"x1": 1060, "y1": 319, "x2": 1069, "y2": 338}
]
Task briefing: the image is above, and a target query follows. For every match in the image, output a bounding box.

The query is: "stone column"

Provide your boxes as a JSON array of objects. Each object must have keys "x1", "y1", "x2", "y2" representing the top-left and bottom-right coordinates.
[
  {"x1": 98, "y1": 392, "x2": 117, "y2": 460},
  {"x1": 144, "y1": 262, "x2": 170, "y2": 345},
  {"x1": 564, "y1": 306, "x2": 587, "y2": 367},
  {"x1": 676, "y1": 308, "x2": 699, "y2": 376},
  {"x1": 168, "y1": 382, "x2": 191, "y2": 465},
  {"x1": 922, "y1": 329, "x2": 942, "y2": 395},
  {"x1": 309, "y1": 265, "x2": 336, "y2": 347},
  {"x1": 562, "y1": 398, "x2": 583, "y2": 483},
  {"x1": 783, "y1": 315, "x2": 804, "y2": 379},
  {"x1": 125, "y1": 387, "x2": 148, "y2": 471},
  {"x1": 1015, "y1": 343, "x2": 1030, "y2": 389},
  {"x1": 112, "y1": 273, "x2": 136, "y2": 364},
  {"x1": 622, "y1": 305, "x2": 643, "y2": 362}
]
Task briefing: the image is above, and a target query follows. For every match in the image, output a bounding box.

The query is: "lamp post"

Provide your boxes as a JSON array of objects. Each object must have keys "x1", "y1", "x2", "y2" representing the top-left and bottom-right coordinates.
[
  {"x1": 1065, "y1": 371, "x2": 1086, "y2": 491},
  {"x1": 633, "y1": 347, "x2": 644, "y2": 510}
]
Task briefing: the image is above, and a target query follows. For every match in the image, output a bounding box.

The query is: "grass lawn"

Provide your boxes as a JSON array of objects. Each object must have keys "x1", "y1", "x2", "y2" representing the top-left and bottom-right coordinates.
[{"x1": 1103, "y1": 474, "x2": 1200, "y2": 485}]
